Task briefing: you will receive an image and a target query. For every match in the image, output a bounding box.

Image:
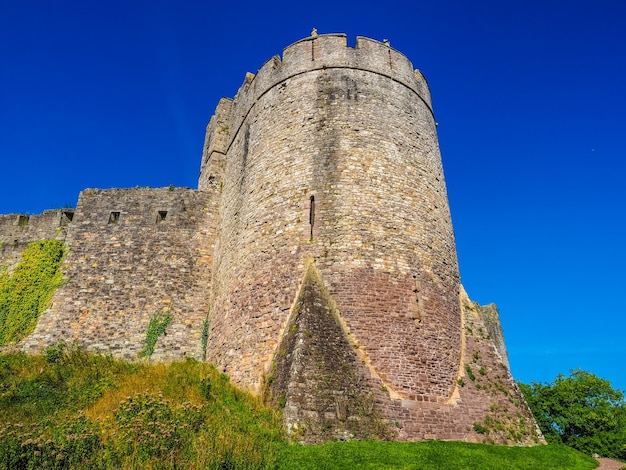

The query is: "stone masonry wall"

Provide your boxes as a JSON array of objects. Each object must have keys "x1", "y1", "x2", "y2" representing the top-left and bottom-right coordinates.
[
  {"x1": 200, "y1": 33, "x2": 542, "y2": 442},
  {"x1": 204, "y1": 33, "x2": 460, "y2": 404},
  {"x1": 0, "y1": 210, "x2": 73, "y2": 269},
  {"x1": 358, "y1": 287, "x2": 541, "y2": 444},
  {"x1": 269, "y1": 273, "x2": 542, "y2": 444},
  {"x1": 477, "y1": 303, "x2": 510, "y2": 370},
  {"x1": 20, "y1": 187, "x2": 216, "y2": 361}
]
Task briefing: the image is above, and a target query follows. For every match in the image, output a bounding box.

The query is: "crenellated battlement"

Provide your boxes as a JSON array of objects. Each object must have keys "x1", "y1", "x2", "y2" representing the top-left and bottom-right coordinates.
[
  {"x1": 199, "y1": 34, "x2": 433, "y2": 186},
  {"x1": 253, "y1": 34, "x2": 432, "y2": 110}
]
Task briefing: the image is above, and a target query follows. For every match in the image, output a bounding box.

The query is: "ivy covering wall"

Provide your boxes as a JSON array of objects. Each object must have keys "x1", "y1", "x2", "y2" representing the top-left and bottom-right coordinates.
[{"x1": 0, "y1": 240, "x2": 65, "y2": 346}]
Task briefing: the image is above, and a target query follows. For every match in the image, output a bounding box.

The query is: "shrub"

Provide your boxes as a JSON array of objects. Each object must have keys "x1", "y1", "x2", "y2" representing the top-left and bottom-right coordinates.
[
  {"x1": 521, "y1": 370, "x2": 626, "y2": 459},
  {"x1": 112, "y1": 392, "x2": 203, "y2": 464}
]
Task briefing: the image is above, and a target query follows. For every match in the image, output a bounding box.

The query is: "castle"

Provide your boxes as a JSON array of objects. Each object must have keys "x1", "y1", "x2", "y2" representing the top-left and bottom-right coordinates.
[{"x1": 1, "y1": 33, "x2": 541, "y2": 443}]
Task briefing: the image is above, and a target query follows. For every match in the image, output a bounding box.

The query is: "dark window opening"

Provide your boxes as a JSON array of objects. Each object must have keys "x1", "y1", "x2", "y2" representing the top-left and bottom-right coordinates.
[
  {"x1": 61, "y1": 210, "x2": 74, "y2": 224},
  {"x1": 108, "y1": 212, "x2": 120, "y2": 224},
  {"x1": 17, "y1": 215, "x2": 29, "y2": 226},
  {"x1": 412, "y1": 273, "x2": 421, "y2": 324},
  {"x1": 157, "y1": 211, "x2": 167, "y2": 223},
  {"x1": 309, "y1": 195, "x2": 315, "y2": 241}
]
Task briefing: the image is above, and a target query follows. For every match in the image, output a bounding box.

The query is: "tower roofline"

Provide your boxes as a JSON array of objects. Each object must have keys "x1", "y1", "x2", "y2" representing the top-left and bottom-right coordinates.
[{"x1": 221, "y1": 33, "x2": 434, "y2": 161}]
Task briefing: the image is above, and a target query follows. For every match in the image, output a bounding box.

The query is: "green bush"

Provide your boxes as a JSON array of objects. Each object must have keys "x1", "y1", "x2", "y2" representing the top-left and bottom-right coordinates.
[
  {"x1": 0, "y1": 413, "x2": 102, "y2": 469},
  {"x1": 0, "y1": 351, "x2": 283, "y2": 469},
  {"x1": 521, "y1": 370, "x2": 626, "y2": 459},
  {"x1": 112, "y1": 392, "x2": 203, "y2": 464}
]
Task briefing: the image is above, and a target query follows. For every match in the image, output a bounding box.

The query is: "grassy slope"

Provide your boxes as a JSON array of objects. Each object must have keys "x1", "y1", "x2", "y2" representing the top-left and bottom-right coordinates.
[{"x1": 0, "y1": 348, "x2": 598, "y2": 470}]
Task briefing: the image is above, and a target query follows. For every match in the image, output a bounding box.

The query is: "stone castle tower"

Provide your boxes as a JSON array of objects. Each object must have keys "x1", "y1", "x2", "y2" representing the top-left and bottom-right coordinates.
[{"x1": 2, "y1": 33, "x2": 541, "y2": 443}]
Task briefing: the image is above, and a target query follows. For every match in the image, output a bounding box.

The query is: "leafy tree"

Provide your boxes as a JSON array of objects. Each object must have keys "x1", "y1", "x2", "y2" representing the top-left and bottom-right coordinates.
[{"x1": 520, "y1": 370, "x2": 626, "y2": 459}]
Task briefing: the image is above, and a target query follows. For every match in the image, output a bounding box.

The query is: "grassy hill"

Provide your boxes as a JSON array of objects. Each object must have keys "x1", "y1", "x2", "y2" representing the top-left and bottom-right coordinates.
[{"x1": 0, "y1": 345, "x2": 599, "y2": 469}]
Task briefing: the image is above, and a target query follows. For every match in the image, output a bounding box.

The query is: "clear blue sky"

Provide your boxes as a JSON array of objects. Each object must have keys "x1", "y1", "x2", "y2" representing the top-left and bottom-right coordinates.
[{"x1": 1, "y1": 1, "x2": 624, "y2": 391}]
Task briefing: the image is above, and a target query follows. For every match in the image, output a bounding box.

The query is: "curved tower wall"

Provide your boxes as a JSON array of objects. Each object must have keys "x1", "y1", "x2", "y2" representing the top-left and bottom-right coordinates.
[{"x1": 202, "y1": 34, "x2": 461, "y2": 402}]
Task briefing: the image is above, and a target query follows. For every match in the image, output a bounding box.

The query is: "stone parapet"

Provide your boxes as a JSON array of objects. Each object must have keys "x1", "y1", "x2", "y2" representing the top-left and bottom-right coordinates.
[
  {"x1": 198, "y1": 34, "x2": 433, "y2": 189},
  {"x1": 0, "y1": 210, "x2": 72, "y2": 269}
]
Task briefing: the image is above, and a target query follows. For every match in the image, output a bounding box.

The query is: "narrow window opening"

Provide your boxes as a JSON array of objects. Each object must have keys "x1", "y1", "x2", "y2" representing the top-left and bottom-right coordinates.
[
  {"x1": 17, "y1": 215, "x2": 29, "y2": 226},
  {"x1": 412, "y1": 273, "x2": 421, "y2": 324},
  {"x1": 309, "y1": 195, "x2": 315, "y2": 241},
  {"x1": 157, "y1": 211, "x2": 168, "y2": 223},
  {"x1": 108, "y1": 212, "x2": 120, "y2": 224}
]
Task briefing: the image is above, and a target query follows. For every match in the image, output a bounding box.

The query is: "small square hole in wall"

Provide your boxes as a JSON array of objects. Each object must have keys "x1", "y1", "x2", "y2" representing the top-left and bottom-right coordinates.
[
  {"x1": 61, "y1": 210, "x2": 74, "y2": 224},
  {"x1": 17, "y1": 215, "x2": 29, "y2": 226},
  {"x1": 156, "y1": 211, "x2": 167, "y2": 223},
  {"x1": 108, "y1": 212, "x2": 120, "y2": 224}
]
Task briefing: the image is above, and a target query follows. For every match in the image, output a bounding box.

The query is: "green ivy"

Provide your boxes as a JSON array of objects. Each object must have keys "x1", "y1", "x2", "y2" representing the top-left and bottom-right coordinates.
[
  {"x1": 201, "y1": 310, "x2": 210, "y2": 359},
  {"x1": 139, "y1": 311, "x2": 171, "y2": 358},
  {"x1": 0, "y1": 240, "x2": 65, "y2": 346}
]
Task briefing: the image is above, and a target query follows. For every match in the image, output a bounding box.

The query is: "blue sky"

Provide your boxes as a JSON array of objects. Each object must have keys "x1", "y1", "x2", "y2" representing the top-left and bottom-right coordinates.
[{"x1": 1, "y1": 0, "x2": 624, "y2": 391}]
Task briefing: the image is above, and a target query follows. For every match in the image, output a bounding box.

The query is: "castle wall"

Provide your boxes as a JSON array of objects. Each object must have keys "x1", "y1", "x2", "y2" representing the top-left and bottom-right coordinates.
[
  {"x1": 204, "y1": 33, "x2": 461, "y2": 402},
  {"x1": 199, "y1": 33, "x2": 541, "y2": 443},
  {"x1": 20, "y1": 187, "x2": 216, "y2": 361},
  {"x1": 373, "y1": 289, "x2": 540, "y2": 443},
  {"x1": 477, "y1": 303, "x2": 510, "y2": 370},
  {"x1": 198, "y1": 97, "x2": 232, "y2": 192},
  {"x1": 0, "y1": 210, "x2": 72, "y2": 269},
  {"x1": 0, "y1": 32, "x2": 541, "y2": 444},
  {"x1": 269, "y1": 271, "x2": 540, "y2": 443}
]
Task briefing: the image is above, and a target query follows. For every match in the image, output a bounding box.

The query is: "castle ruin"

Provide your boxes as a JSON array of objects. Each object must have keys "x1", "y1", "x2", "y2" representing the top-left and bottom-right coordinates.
[{"x1": 1, "y1": 33, "x2": 541, "y2": 444}]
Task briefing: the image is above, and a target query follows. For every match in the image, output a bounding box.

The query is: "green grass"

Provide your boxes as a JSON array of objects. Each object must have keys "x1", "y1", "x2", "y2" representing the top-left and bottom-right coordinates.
[
  {"x1": 277, "y1": 440, "x2": 599, "y2": 469},
  {"x1": 0, "y1": 347, "x2": 601, "y2": 469},
  {"x1": 0, "y1": 345, "x2": 283, "y2": 469}
]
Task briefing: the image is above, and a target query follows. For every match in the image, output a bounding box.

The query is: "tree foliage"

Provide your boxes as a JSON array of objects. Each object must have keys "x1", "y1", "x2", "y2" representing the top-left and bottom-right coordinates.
[{"x1": 520, "y1": 370, "x2": 626, "y2": 459}]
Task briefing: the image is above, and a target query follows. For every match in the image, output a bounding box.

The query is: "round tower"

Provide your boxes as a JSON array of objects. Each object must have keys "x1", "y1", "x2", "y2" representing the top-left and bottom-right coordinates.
[{"x1": 201, "y1": 33, "x2": 464, "y2": 437}]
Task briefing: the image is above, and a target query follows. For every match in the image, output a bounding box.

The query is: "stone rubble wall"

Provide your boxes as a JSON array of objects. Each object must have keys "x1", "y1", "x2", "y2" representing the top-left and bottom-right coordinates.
[
  {"x1": 271, "y1": 273, "x2": 542, "y2": 443},
  {"x1": 477, "y1": 303, "x2": 511, "y2": 370},
  {"x1": 203, "y1": 33, "x2": 461, "y2": 404},
  {"x1": 0, "y1": 210, "x2": 72, "y2": 269},
  {"x1": 20, "y1": 187, "x2": 216, "y2": 361},
  {"x1": 198, "y1": 97, "x2": 232, "y2": 192}
]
